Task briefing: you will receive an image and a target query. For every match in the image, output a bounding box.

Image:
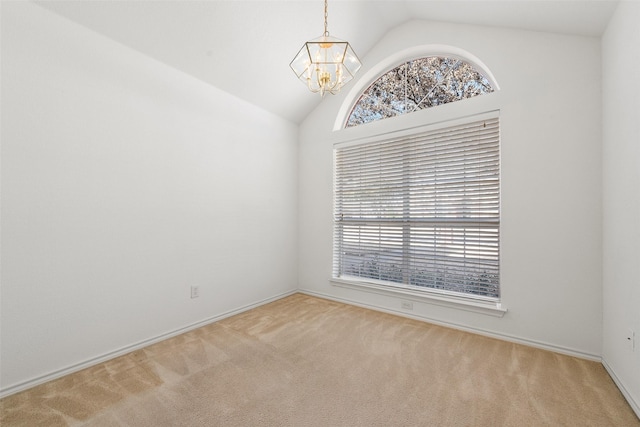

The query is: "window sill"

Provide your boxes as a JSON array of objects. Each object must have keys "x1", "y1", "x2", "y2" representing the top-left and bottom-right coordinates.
[{"x1": 330, "y1": 278, "x2": 507, "y2": 318}]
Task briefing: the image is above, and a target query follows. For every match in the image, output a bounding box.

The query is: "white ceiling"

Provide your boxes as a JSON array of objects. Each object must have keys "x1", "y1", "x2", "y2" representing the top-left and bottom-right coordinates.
[{"x1": 34, "y1": 0, "x2": 619, "y2": 124}]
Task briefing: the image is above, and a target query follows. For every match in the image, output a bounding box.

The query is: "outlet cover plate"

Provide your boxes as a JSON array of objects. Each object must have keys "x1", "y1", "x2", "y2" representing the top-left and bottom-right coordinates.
[{"x1": 191, "y1": 286, "x2": 200, "y2": 299}]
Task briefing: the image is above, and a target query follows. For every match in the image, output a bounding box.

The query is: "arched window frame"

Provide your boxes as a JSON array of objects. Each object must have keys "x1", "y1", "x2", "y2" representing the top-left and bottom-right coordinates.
[
  {"x1": 331, "y1": 46, "x2": 504, "y2": 316},
  {"x1": 334, "y1": 45, "x2": 500, "y2": 131}
]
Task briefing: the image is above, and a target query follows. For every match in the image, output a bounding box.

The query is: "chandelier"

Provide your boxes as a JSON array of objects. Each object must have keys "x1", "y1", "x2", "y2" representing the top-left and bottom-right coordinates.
[{"x1": 290, "y1": 0, "x2": 361, "y2": 96}]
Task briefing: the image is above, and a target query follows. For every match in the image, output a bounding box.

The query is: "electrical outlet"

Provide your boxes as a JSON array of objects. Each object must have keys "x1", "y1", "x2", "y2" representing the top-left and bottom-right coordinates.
[
  {"x1": 191, "y1": 285, "x2": 200, "y2": 299},
  {"x1": 401, "y1": 301, "x2": 413, "y2": 310},
  {"x1": 627, "y1": 329, "x2": 635, "y2": 352}
]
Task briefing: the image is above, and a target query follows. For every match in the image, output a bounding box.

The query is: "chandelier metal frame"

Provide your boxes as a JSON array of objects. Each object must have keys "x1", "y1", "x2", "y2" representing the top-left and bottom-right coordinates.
[{"x1": 290, "y1": 0, "x2": 362, "y2": 96}]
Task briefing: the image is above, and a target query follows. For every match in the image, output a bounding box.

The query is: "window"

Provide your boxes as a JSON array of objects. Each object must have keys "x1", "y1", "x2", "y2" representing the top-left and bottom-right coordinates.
[
  {"x1": 333, "y1": 113, "x2": 500, "y2": 301},
  {"x1": 346, "y1": 56, "x2": 494, "y2": 128}
]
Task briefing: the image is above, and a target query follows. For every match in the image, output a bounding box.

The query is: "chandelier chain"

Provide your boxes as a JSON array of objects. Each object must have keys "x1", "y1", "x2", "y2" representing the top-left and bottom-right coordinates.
[{"x1": 323, "y1": 0, "x2": 329, "y2": 36}]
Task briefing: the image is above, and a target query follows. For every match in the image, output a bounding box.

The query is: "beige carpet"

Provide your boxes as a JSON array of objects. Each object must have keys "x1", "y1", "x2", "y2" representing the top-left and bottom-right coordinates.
[{"x1": 1, "y1": 293, "x2": 638, "y2": 426}]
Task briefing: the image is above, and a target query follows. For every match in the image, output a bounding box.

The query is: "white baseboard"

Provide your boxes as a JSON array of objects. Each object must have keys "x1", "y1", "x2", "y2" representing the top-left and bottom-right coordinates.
[
  {"x1": 2, "y1": 288, "x2": 617, "y2": 402},
  {"x1": 602, "y1": 358, "x2": 640, "y2": 420},
  {"x1": 0, "y1": 289, "x2": 297, "y2": 399},
  {"x1": 299, "y1": 288, "x2": 602, "y2": 362}
]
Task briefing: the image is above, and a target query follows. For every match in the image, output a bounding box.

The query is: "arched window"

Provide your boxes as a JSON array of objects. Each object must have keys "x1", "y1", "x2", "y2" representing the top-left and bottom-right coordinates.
[
  {"x1": 333, "y1": 50, "x2": 502, "y2": 313},
  {"x1": 346, "y1": 56, "x2": 494, "y2": 128}
]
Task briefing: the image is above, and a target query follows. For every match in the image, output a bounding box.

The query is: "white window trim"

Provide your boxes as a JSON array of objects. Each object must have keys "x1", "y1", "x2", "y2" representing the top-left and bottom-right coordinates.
[
  {"x1": 332, "y1": 109, "x2": 505, "y2": 317},
  {"x1": 331, "y1": 277, "x2": 507, "y2": 317}
]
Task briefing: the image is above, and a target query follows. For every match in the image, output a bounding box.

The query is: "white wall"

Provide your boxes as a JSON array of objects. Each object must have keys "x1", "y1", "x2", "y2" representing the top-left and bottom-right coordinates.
[
  {"x1": 602, "y1": 1, "x2": 640, "y2": 415},
  {"x1": 299, "y1": 20, "x2": 603, "y2": 358},
  {"x1": 0, "y1": 2, "x2": 297, "y2": 395}
]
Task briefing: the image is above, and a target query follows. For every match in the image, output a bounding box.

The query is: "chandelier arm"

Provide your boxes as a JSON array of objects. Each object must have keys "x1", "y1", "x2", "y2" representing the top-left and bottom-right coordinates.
[{"x1": 307, "y1": 81, "x2": 322, "y2": 93}]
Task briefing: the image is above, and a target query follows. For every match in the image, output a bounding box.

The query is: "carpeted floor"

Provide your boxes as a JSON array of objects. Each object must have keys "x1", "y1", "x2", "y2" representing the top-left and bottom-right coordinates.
[{"x1": 1, "y1": 293, "x2": 639, "y2": 426}]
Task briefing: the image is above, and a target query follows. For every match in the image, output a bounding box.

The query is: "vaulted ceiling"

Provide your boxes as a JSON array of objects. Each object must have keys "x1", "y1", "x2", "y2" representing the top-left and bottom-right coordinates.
[{"x1": 35, "y1": 0, "x2": 618, "y2": 124}]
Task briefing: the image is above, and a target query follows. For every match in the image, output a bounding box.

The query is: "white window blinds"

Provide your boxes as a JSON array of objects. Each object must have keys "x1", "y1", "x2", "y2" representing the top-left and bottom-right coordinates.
[{"x1": 333, "y1": 113, "x2": 500, "y2": 300}]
